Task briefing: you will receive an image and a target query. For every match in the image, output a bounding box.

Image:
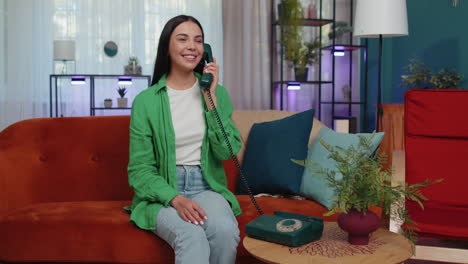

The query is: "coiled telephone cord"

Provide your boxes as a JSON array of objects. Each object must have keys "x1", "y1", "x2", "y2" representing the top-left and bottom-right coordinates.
[{"x1": 206, "y1": 91, "x2": 264, "y2": 216}]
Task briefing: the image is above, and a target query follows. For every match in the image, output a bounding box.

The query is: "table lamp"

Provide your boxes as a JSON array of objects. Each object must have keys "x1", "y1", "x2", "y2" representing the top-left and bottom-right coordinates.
[{"x1": 53, "y1": 40, "x2": 76, "y2": 74}]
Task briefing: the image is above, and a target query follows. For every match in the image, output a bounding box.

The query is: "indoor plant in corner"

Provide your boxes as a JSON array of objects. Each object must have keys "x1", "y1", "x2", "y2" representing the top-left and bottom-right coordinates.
[
  {"x1": 289, "y1": 40, "x2": 322, "y2": 81},
  {"x1": 279, "y1": 0, "x2": 321, "y2": 81},
  {"x1": 328, "y1": 21, "x2": 353, "y2": 44},
  {"x1": 293, "y1": 134, "x2": 441, "y2": 246},
  {"x1": 117, "y1": 87, "x2": 128, "y2": 108},
  {"x1": 401, "y1": 58, "x2": 464, "y2": 89}
]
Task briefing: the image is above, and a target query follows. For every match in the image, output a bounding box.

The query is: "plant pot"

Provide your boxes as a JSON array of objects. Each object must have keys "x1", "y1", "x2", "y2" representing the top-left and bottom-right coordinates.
[
  {"x1": 117, "y1": 98, "x2": 128, "y2": 108},
  {"x1": 124, "y1": 64, "x2": 142, "y2": 75},
  {"x1": 104, "y1": 100, "x2": 112, "y2": 108},
  {"x1": 294, "y1": 66, "x2": 309, "y2": 82},
  {"x1": 337, "y1": 209, "x2": 380, "y2": 245}
]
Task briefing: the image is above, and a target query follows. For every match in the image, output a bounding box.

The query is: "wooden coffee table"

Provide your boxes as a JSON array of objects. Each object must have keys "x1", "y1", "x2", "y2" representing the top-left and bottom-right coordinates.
[{"x1": 243, "y1": 222, "x2": 412, "y2": 264}]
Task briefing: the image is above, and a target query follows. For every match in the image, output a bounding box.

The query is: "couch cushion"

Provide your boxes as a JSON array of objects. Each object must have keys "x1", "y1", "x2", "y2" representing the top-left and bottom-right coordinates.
[
  {"x1": 301, "y1": 126, "x2": 384, "y2": 209},
  {"x1": 231, "y1": 110, "x2": 324, "y2": 163},
  {"x1": 225, "y1": 112, "x2": 324, "y2": 194},
  {"x1": 405, "y1": 89, "x2": 468, "y2": 239},
  {"x1": 236, "y1": 109, "x2": 315, "y2": 195},
  {"x1": 0, "y1": 201, "x2": 173, "y2": 264},
  {"x1": 406, "y1": 200, "x2": 468, "y2": 239},
  {"x1": 405, "y1": 89, "x2": 468, "y2": 138},
  {"x1": 0, "y1": 198, "x2": 381, "y2": 263}
]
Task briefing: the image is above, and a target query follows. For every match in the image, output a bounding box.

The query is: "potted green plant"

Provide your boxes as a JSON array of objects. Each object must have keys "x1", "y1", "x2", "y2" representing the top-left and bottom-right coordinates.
[
  {"x1": 328, "y1": 21, "x2": 353, "y2": 44},
  {"x1": 117, "y1": 87, "x2": 127, "y2": 108},
  {"x1": 279, "y1": 0, "x2": 321, "y2": 81},
  {"x1": 401, "y1": 58, "x2": 464, "y2": 89},
  {"x1": 289, "y1": 39, "x2": 322, "y2": 81},
  {"x1": 104, "y1": 98, "x2": 112, "y2": 108},
  {"x1": 124, "y1": 56, "x2": 142, "y2": 75},
  {"x1": 292, "y1": 134, "x2": 442, "y2": 246}
]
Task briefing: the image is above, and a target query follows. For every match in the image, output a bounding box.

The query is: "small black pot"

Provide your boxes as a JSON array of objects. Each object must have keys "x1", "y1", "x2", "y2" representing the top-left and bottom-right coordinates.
[{"x1": 294, "y1": 67, "x2": 309, "y2": 82}]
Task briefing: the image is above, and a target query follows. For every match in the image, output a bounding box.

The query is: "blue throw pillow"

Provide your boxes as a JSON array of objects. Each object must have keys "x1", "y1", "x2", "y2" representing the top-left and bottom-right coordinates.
[
  {"x1": 236, "y1": 109, "x2": 315, "y2": 195},
  {"x1": 301, "y1": 126, "x2": 384, "y2": 209}
]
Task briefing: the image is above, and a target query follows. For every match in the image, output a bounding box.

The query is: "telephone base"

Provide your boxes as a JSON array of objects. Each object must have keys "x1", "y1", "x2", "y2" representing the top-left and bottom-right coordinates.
[{"x1": 245, "y1": 211, "x2": 324, "y2": 247}]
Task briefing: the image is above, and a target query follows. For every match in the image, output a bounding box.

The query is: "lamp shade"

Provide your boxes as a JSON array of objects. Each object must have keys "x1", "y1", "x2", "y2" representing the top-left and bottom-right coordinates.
[
  {"x1": 53, "y1": 40, "x2": 75, "y2": 61},
  {"x1": 353, "y1": 0, "x2": 408, "y2": 38}
]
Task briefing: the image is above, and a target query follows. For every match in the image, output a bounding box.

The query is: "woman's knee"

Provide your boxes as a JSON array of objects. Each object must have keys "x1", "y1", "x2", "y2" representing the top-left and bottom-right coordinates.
[
  {"x1": 173, "y1": 225, "x2": 208, "y2": 248},
  {"x1": 207, "y1": 219, "x2": 240, "y2": 243}
]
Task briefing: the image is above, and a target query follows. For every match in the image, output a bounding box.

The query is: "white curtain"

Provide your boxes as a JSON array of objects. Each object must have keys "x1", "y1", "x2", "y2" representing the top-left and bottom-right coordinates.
[
  {"x1": 0, "y1": 0, "x2": 223, "y2": 131},
  {"x1": 222, "y1": 0, "x2": 271, "y2": 110},
  {"x1": 0, "y1": 0, "x2": 6, "y2": 129}
]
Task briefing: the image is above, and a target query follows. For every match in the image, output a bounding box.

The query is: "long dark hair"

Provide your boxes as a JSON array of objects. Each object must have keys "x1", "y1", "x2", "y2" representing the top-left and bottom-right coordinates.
[{"x1": 151, "y1": 15, "x2": 205, "y2": 86}]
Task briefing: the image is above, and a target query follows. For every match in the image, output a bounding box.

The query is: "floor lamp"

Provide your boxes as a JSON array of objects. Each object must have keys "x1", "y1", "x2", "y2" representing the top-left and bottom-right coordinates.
[{"x1": 353, "y1": 0, "x2": 408, "y2": 131}]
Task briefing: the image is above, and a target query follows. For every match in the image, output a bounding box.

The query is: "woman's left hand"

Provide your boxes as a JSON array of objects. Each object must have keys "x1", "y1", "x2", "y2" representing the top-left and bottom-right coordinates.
[{"x1": 202, "y1": 57, "x2": 219, "y2": 109}]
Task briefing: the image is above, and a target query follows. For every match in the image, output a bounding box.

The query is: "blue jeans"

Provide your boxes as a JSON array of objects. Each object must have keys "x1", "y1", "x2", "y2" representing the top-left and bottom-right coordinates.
[{"x1": 153, "y1": 165, "x2": 239, "y2": 264}]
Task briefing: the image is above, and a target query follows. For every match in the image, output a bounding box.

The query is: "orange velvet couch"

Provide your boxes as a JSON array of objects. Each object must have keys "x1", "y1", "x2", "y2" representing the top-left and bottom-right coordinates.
[{"x1": 0, "y1": 111, "x2": 347, "y2": 264}]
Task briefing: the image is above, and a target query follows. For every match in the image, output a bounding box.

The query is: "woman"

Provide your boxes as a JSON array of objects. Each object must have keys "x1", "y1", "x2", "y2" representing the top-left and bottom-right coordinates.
[{"x1": 126, "y1": 15, "x2": 242, "y2": 264}]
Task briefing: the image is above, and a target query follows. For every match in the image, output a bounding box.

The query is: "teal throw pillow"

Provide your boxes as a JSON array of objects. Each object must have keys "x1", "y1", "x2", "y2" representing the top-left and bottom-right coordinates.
[
  {"x1": 301, "y1": 126, "x2": 384, "y2": 209},
  {"x1": 236, "y1": 109, "x2": 315, "y2": 195}
]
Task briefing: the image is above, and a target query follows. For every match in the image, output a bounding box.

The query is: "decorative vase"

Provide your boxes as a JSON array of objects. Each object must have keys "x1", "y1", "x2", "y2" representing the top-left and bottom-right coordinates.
[
  {"x1": 124, "y1": 64, "x2": 142, "y2": 75},
  {"x1": 337, "y1": 209, "x2": 380, "y2": 245},
  {"x1": 104, "y1": 100, "x2": 112, "y2": 108},
  {"x1": 117, "y1": 98, "x2": 128, "y2": 108},
  {"x1": 307, "y1": 4, "x2": 317, "y2": 19}
]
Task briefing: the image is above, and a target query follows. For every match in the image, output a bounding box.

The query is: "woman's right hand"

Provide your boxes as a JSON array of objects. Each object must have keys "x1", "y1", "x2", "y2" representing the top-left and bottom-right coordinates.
[{"x1": 170, "y1": 195, "x2": 207, "y2": 225}]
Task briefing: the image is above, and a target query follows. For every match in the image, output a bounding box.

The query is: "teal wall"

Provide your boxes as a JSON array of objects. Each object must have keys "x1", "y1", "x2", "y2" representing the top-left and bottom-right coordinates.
[{"x1": 362, "y1": 0, "x2": 467, "y2": 131}]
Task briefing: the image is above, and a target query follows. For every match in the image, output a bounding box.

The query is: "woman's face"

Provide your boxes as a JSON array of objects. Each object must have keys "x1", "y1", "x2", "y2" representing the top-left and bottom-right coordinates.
[{"x1": 168, "y1": 21, "x2": 204, "y2": 73}]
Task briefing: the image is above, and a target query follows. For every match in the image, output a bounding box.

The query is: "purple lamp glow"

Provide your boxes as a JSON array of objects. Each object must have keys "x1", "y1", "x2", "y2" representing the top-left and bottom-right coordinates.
[
  {"x1": 118, "y1": 77, "x2": 132, "y2": 85},
  {"x1": 333, "y1": 46, "x2": 345, "y2": 56},
  {"x1": 333, "y1": 50, "x2": 345, "y2": 56},
  {"x1": 287, "y1": 82, "x2": 301, "y2": 90},
  {"x1": 70, "y1": 76, "x2": 86, "y2": 85}
]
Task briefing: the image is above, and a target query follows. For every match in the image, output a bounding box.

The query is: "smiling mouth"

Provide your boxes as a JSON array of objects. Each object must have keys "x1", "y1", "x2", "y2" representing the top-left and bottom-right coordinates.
[{"x1": 183, "y1": 55, "x2": 196, "y2": 59}]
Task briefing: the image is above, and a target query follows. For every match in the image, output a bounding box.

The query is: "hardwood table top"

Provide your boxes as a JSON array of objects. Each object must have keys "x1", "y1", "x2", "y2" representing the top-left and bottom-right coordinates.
[{"x1": 243, "y1": 222, "x2": 413, "y2": 264}]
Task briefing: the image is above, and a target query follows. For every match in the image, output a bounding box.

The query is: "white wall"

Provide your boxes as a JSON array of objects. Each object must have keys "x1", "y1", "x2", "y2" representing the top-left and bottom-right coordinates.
[
  {"x1": 0, "y1": 0, "x2": 223, "y2": 131},
  {"x1": 0, "y1": 0, "x2": 5, "y2": 128}
]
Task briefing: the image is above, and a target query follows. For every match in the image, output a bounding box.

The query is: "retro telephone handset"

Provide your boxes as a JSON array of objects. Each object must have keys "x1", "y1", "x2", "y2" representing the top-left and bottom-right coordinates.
[{"x1": 200, "y1": 43, "x2": 323, "y2": 247}]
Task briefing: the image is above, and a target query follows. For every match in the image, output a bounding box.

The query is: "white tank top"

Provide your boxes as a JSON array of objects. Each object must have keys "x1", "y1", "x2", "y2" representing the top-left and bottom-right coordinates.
[{"x1": 166, "y1": 79, "x2": 206, "y2": 165}]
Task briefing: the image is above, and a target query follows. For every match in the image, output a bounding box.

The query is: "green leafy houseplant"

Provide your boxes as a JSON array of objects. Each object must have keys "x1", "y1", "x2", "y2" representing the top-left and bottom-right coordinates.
[
  {"x1": 328, "y1": 21, "x2": 353, "y2": 42},
  {"x1": 292, "y1": 134, "x2": 442, "y2": 244},
  {"x1": 279, "y1": 0, "x2": 321, "y2": 75},
  {"x1": 401, "y1": 59, "x2": 464, "y2": 89},
  {"x1": 290, "y1": 40, "x2": 322, "y2": 75},
  {"x1": 116, "y1": 87, "x2": 128, "y2": 108},
  {"x1": 279, "y1": 0, "x2": 302, "y2": 53},
  {"x1": 117, "y1": 87, "x2": 127, "y2": 98}
]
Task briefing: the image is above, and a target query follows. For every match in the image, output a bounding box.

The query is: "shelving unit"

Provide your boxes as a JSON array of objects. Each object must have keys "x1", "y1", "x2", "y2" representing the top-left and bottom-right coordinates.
[
  {"x1": 49, "y1": 74, "x2": 151, "y2": 117},
  {"x1": 271, "y1": 0, "x2": 368, "y2": 131}
]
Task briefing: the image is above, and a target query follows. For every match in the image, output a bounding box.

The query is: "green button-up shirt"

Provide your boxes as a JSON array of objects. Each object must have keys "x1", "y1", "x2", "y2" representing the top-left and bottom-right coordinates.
[{"x1": 125, "y1": 73, "x2": 242, "y2": 230}]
